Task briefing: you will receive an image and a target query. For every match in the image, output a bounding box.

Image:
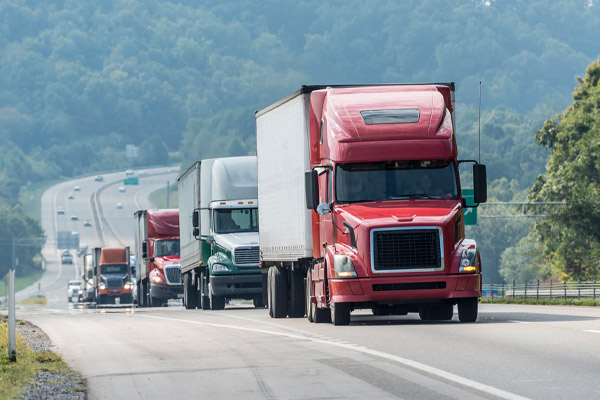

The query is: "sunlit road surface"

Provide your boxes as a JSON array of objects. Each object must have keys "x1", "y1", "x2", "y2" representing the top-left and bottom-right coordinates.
[
  {"x1": 18, "y1": 303, "x2": 600, "y2": 400},
  {"x1": 11, "y1": 170, "x2": 600, "y2": 400}
]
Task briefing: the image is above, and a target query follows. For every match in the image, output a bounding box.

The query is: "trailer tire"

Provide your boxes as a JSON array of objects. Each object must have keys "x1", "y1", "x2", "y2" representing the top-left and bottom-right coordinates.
[
  {"x1": 288, "y1": 267, "x2": 305, "y2": 318},
  {"x1": 271, "y1": 266, "x2": 288, "y2": 318},
  {"x1": 306, "y1": 269, "x2": 314, "y2": 323},
  {"x1": 330, "y1": 302, "x2": 351, "y2": 326},
  {"x1": 200, "y1": 272, "x2": 210, "y2": 310},
  {"x1": 458, "y1": 297, "x2": 478, "y2": 323},
  {"x1": 184, "y1": 273, "x2": 197, "y2": 310}
]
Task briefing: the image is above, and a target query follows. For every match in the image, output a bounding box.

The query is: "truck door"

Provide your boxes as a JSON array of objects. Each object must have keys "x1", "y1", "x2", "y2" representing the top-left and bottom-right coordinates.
[{"x1": 318, "y1": 167, "x2": 333, "y2": 257}]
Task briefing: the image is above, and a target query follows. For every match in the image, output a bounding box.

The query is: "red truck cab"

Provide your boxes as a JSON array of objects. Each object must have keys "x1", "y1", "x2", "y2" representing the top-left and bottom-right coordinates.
[
  {"x1": 304, "y1": 84, "x2": 487, "y2": 324},
  {"x1": 94, "y1": 247, "x2": 133, "y2": 305}
]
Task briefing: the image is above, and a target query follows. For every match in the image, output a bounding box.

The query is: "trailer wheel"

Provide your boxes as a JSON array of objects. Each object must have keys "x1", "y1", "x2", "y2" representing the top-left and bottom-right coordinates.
[
  {"x1": 288, "y1": 267, "x2": 305, "y2": 318},
  {"x1": 200, "y1": 272, "x2": 210, "y2": 310},
  {"x1": 306, "y1": 269, "x2": 314, "y2": 323},
  {"x1": 271, "y1": 266, "x2": 288, "y2": 318},
  {"x1": 184, "y1": 273, "x2": 197, "y2": 310},
  {"x1": 330, "y1": 302, "x2": 351, "y2": 326},
  {"x1": 267, "y1": 267, "x2": 273, "y2": 317},
  {"x1": 458, "y1": 297, "x2": 478, "y2": 323}
]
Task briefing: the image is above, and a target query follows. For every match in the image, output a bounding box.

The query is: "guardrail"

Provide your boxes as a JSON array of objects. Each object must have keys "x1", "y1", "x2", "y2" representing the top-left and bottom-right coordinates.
[{"x1": 482, "y1": 280, "x2": 600, "y2": 300}]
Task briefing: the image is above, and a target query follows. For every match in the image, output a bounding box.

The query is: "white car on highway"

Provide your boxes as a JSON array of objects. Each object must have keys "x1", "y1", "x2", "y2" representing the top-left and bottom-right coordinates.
[{"x1": 68, "y1": 280, "x2": 82, "y2": 302}]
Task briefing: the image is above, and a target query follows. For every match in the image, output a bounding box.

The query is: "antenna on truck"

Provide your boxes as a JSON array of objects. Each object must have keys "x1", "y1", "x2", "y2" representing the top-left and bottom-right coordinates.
[{"x1": 478, "y1": 81, "x2": 482, "y2": 163}]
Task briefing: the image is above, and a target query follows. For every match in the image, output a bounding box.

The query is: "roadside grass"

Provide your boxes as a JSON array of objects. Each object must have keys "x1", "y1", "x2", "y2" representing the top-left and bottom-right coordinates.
[
  {"x1": 149, "y1": 184, "x2": 178, "y2": 209},
  {"x1": 19, "y1": 178, "x2": 66, "y2": 222},
  {"x1": 0, "y1": 317, "x2": 72, "y2": 399},
  {"x1": 481, "y1": 298, "x2": 600, "y2": 306},
  {"x1": 0, "y1": 269, "x2": 45, "y2": 304},
  {"x1": 17, "y1": 296, "x2": 48, "y2": 306}
]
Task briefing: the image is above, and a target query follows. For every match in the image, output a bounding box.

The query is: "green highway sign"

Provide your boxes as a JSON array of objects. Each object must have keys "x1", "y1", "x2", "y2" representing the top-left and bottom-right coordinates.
[
  {"x1": 124, "y1": 177, "x2": 139, "y2": 185},
  {"x1": 462, "y1": 189, "x2": 478, "y2": 226}
]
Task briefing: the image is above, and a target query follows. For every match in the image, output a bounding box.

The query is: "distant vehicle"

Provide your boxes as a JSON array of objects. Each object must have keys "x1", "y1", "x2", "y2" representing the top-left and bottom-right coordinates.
[
  {"x1": 61, "y1": 253, "x2": 73, "y2": 264},
  {"x1": 94, "y1": 175, "x2": 104, "y2": 182},
  {"x1": 62, "y1": 249, "x2": 70, "y2": 256},
  {"x1": 57, "y1": 207, "x2": 65, "y2": 215},
  {"x1": 78, "y1": 243, "x2": 88, "y2": 257},
  {"x1": 116, "y1": 202, "x2": 123, "y2": 209},
  {"x1": 74, "y1": 185, "x2": 81, "y2": 191},
  {"x1": 125, "y1": 170, "x2": 134, "y2": 176},
  {"x1": 68, "y1": 280, "x2": 82, "y2": 303},
  {"x1": 119, "y1": 186, "x2": 126, "y2": 192},
  {"x1": 92, "y1": 247, "x2": 133, "y2": 305},
  {"x1": 84, "y1": 219, "x2": 92, "y2": 227},
  {"x1": 70, "y1": 214, "x2": 78, "y2": 221},
  {"x1": 67, "y1": 193, "x2": 74, "y2": 199},
  {"x1": 138, "y1": 171, "x2": 147, "y2": 176}
]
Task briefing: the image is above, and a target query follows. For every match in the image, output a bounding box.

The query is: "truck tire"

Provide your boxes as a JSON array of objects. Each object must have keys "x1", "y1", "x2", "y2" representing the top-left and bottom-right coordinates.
[
  {"x1": 458, "y1": 297, "x2": 478, "y2": 323},
  {"x1": 288, "y1": 267, "x2": 305, "y2": 318},
  {"x1": 149, "y1": 295, "x2": 164, "y2": 307},
  {"x1": 137, "y1": 282, "x2": 144, "y2": 307},
  {"x1": 184, "y1": 273, "x2": 197, "y2": 310},
  {"x1": 121, "y1": 294, "x2": 133, "y2": 304},
  {"x1": 306, "y1": 269, "x2": 314, "y2": 323},
  {"x1": 200, "y1": 271, "x2": 210, "y2": 310},
  {"x1": 419, "y1": 304, "x2": 453, "y2": 321},
  {"x1": 267, "y1": 267, "x2": 274, "y2": 317},
  {"x1": 271, "y1": 266, "x2": 288, "y2": 318},
  {"x1": 253, "y1": 296, "x2": 265, "y2": 308},
  {"x1": 209, "y1": 283, "x2": 225, "y2": 310},
  {"x1": 330, "y1": 302, "x2": 351, "y2": 326}
]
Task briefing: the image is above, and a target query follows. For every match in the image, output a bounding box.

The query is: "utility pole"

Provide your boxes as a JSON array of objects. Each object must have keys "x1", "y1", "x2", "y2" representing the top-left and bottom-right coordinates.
[
  {"x1": 166, "y1": 180, "x2": 170, "y2": 208},
  {"x1": 8, "y1": 238, "x2": 16, "y2": 362}
]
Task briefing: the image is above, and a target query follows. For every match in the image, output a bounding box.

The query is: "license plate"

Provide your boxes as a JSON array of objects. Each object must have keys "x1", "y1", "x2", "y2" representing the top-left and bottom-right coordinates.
[{"x1": 177, "y1": 293, "x2": 184, "y2": 299}]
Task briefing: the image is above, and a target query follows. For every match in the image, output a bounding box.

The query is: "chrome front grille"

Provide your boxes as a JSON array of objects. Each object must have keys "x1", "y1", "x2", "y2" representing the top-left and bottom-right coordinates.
[
  {"x1": 164, "y1": 265, "x2": 182, "y2": 285},
  {"x1": 233, "y1": 247, "x2": 259, "y2": 266},
  {"x1": 371, "y1": 227, "x2": 443, "y2": 272}
]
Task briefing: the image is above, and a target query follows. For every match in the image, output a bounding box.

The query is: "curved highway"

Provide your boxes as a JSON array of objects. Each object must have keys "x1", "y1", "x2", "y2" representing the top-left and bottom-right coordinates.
[{"x1": 12, "y1": 171, "x2": 600, "y2": 400}]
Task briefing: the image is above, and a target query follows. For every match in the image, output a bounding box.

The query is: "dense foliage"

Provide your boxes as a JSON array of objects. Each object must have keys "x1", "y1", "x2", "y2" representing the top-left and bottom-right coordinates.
[
  {"x1": 525, "y1": 60, "x2": 600, "y2": 280},
  {"x1": 0, "y1": 0, "x2": 599, "y2": 279}
]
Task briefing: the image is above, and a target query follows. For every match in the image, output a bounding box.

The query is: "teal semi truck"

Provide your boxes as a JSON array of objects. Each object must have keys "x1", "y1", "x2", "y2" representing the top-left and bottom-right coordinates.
[{"x1": 178, "y1": 156, "x2": 262, "y2": 310}]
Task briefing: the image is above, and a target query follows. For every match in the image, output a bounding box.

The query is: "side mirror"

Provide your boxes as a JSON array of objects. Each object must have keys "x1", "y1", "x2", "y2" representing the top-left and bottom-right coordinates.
[
  {"x1": 206, "y1": 235, "x2": 215, "y2": 245},
  {"x1": 316, "y1": 203, "x2": 331, "y2": 216},
  {"x1": 149, "y1": 257, "x2": 155, "y2": 263},
  {"x1": 192, "y1": 210, "x2": 199, "y2": 228},
  {"x1": 305, "y1": 170, "x2": 319, "y2": 210},
  {"x1": 193, "y1": 227, "x2": 200, "y2": 237},
  {"x1": 142, "y1": 241, "x2": 148, "y2": 259},
  {"x1": 473, "y1": 164, "x2": 487, "y2": 204}
]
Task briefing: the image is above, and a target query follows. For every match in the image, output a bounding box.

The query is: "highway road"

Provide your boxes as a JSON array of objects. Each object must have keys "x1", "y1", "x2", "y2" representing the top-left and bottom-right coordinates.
[{"x1": 13, "y1": 171, "x2": 600, "y2": 400}]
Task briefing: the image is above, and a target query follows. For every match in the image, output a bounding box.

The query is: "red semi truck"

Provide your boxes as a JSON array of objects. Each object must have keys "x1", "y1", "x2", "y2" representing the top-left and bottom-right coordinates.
[
  {"x1": 134, "y1": 209, "x2": 183, "y2": 307},
  {"x1": 256, "y1": 83, "x2": 487, "y2": 325},
  {"x1": 93, "y1": 247, "x2": 133, "y2": 305}
]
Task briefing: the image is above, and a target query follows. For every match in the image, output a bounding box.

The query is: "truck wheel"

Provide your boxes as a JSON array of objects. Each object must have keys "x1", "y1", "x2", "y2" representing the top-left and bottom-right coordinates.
[
  {"x1": 306, "y1": 269, "x2": 314, "y2": 323},
  {"x1": 200, "y1": 272, "x2": 210, "y2": 310},
  {"x1": 288, "y1": 267, "x2": 305, "y2": 318},
  {"x1": 267, "y1": 267, "x2": 274, "y2": 317},
  {"x1": 150, "y1": 295, "x2": 163, "y2": 307},
  {"x1": 458, "y1": 297, "x2": 478, "y2": 323},
  {"x1": 271, "y1": 266, "x2": 288, "y2": 318},
  {"x1": 137, "y1": 283, "x2": 144, "y2": 307},
  {"x1": 253, "y1": 296, "x2": 265, "y2": 308},
  {"x1": 184, "y1": 273, "x2": 197, "y2": 310},
  {"x1": 121, "y1": 294, "x2": 133, "y2": 304},
  {"x1": 419, "y1": 304, "x2": 453, "y2": 321},
  {"x1": 209, "y1": 283, "x2": 225, "y2": 310},
  {"x1": 330, "y1": 302, "x2": 351, "y2": 326}
]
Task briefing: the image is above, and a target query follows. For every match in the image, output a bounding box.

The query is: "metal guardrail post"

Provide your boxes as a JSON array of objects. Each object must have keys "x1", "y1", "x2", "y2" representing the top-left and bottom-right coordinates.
[
  {"x1": 491, "y1": 281, "x2": 494, "y2": 300},
  {"x1": 502, "y1": 281, "x2": 505, "y2": 298},
  {"x1": 536, "y1": 280, "x2": 539, "y2": 300},
  {"x1": 512, "y1": 280, "x2": 515, "y2": 298},
  {"x1": 594, "y1": 280, "x2": 596, "y2": 300},
  {"x1": 578, "y1": 280, "x2": 581, "y2": 300},
  {"x1": 524, "y1": 280, "x2": 527, "y2": 299},
  {"x1": 550, "y1": 279, "x2": 552, "y2": 298},
  {"x1": 564, "y1": 281, "x2": 567, "y2": 300}
]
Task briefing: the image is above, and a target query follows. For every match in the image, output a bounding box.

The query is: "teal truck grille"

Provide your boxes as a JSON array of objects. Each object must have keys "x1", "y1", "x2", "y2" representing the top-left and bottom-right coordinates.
[{"x1": 233, "y1": 247, "x2": 259, "y2": 266}]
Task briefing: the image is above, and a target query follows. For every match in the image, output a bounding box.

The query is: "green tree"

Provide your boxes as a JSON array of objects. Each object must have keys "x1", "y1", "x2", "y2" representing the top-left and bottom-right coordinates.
[{"x1": 529, "y1": 59, "x2": 600, "y2": 280}]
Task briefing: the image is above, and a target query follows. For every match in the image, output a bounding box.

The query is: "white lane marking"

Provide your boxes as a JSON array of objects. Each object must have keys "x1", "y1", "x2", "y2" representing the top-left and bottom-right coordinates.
[
  {"x1": 136, "y1": 314, "x2": 531, "y2": 400},
  {"x1": 507, "y1": 320, "x2": 532, "y2": 324},
  {"x1": 584, "y1": 330, "x2": 600, "y2": 334}
]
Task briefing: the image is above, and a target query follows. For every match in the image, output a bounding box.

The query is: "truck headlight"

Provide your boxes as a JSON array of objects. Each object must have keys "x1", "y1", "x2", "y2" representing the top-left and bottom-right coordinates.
[
  {"x1": 212, "y1": 263, "x2": 229, "y2": 272},
  {"x1": 333, "y1": 254, "x2": 357, "y2": 278},
  {"x1": 124, "y1": 283, "x2": 132, "y2": 290},
  {"x1": 99, "y1": 282, "x2": 106, "y2": 289},
  {"x1": 459, "y1": 248, "x2": 478, "y2": 273}
]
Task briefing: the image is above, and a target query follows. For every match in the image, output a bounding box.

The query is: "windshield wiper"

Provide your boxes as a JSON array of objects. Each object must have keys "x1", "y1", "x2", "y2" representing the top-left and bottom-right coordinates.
[{"x1": 391, "y1": 194, "x2": 442, "y2": 200}]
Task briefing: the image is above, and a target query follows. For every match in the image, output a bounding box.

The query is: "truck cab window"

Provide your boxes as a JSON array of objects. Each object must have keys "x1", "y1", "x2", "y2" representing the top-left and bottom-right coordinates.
[
  {"x1": 336, "y1": 160, "x2": 458, "y2": 203},
  {"x1": 213, "y1": 208, "x2": 258, "y2": 234},
  {"x1": 154, "y1": 239, "x2": 180, "y2": 257}
]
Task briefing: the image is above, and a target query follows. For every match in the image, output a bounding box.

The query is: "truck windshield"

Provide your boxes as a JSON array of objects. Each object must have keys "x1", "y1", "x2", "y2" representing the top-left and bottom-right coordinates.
[
  {"x1": 154, "y1": 239, "x2": 180, "y2": 257},
  {"x1": 335, "y1": 160, "x2": 459, "y2": 203},
  {"x1": 101, "y1": 264, "x2": 127, "y2": 274},
  {"x1": 214, "y1": 208, "x2": 258, "y2": 234}
]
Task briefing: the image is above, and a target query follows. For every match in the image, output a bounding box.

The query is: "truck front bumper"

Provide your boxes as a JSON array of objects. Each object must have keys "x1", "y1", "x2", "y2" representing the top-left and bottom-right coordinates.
[
  {"x1": 328, "y1": 274, "x2": 481, "y2": 305},
  {"x1": 210, "y1": 274, "x2": 262, "y2": 298},
  {"x1": 150, "y1": 283, "x2": 183, "y2": 300}
]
